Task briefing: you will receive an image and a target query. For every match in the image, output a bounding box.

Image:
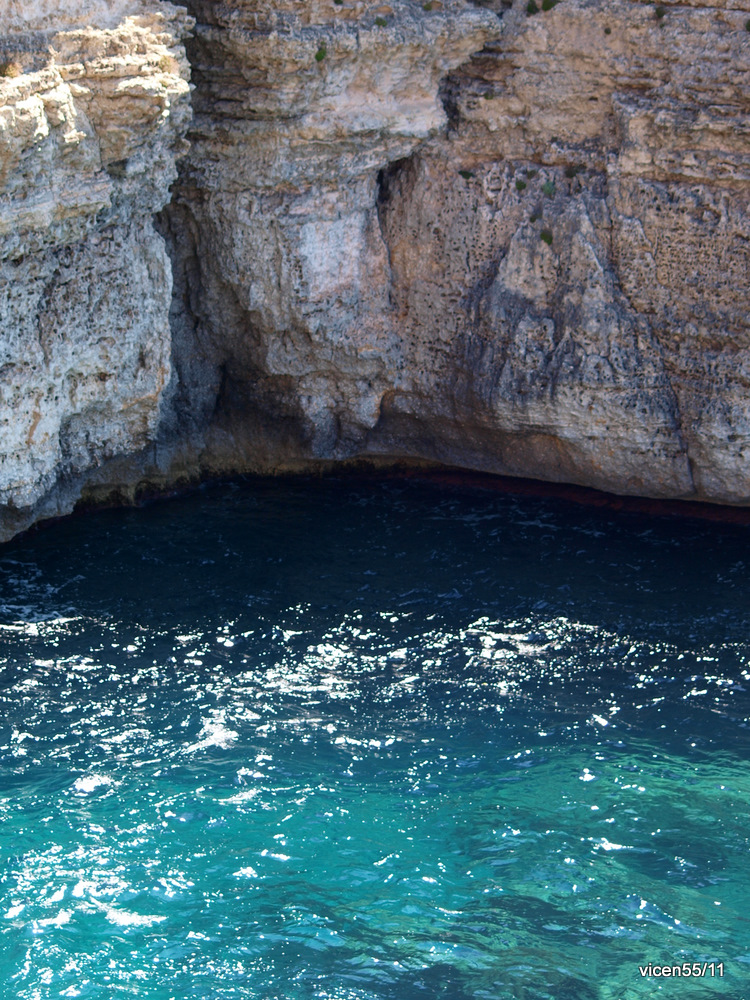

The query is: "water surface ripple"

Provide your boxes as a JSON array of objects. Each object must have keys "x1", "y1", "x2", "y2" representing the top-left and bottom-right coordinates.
[{"x1": 0, "y1": 478, "x2": 749, "y2": 999}]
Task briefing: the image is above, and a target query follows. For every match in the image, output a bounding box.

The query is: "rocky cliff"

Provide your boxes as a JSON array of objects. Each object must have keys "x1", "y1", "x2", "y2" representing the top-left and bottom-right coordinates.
[
  {"x1": 0, "y1": 0, "x2": 192, "y2": 538},
  {"x1": 1, "y1": 0, "x2": 748, "y2": 539}
]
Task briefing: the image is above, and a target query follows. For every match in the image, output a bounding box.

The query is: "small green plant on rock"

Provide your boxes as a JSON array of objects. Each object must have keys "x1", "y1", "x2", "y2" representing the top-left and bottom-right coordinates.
[
  {"x1": 0, "y1": 61, "x2": 22, "y2": 78},
  {"x1": 515, "y1": 179, "x2": 527, "y2": 192},
  {"x1": 375, "y1": 16, "x2": 387, "y2": 26},
  {"x1": 334, "y1": 0, "x2": 343, "y2": 6},
  {"x1": 423, "y1": 2, "x2": 433, "y2": 9},
  {"x1": 604, "y1": 25, "x2": 611, "y2": 34},
  {"x1": 526, "y1": 0, "x2": 539, "y2": 15},
  {"x1": 315, "y1": 44, "x2": 327, "y2": 62},
  {"x1": 654, "y1": 5, "x2": 666, "y2": 19},
  {"x1": 540, "y1": 229, "x2": 553, "y2": 245},
  {"x1": 745, "y1": 18, "x2": 750, "y2": 30},
  {"x1": 542, "y1": 180, "x2": 556, "y2": 197},
  {"x1": 541, "y1": 0, "x2": 559, "y2": 10},
  {"x1": 459, "y1": 169, "x2": 474, "y2": 180}
]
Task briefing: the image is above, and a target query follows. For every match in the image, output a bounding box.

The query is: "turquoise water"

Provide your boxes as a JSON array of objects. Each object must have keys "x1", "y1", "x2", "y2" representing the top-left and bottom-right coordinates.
[{"x1": 0, "y1": 477, "x2": 749, "y2": 999}]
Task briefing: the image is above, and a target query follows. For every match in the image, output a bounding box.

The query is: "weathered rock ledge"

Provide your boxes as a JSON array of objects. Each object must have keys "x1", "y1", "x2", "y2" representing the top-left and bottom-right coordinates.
[{"x1": 0, "y1": 0, "x2": 749, "y2": 540}]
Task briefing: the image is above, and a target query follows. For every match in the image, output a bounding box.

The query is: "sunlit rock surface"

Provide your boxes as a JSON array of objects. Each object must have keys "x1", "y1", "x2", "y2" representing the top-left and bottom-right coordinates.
[
  {"x1": 0, "y1": 0, "x2": 191, "y2": 538},
  {"x1": 1, "y1": 0, "x2": 749, "y2": 540},
  {"x1": 161, "y1": 0, "x2": 500, "y2": 472},
  {"x1": 164, "y1": 0, "x2": 750, "y2": 502}
]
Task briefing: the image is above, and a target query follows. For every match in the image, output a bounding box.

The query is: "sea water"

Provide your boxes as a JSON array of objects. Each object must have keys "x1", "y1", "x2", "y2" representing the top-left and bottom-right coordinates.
[{"x1": 0, "y1": 477, "x2": 748, "y2": 1000}]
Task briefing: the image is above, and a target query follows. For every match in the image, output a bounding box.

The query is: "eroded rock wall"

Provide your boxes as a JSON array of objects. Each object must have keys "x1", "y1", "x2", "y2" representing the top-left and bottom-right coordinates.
[
  {"x1": 0, "y1": 0, "x2": 191, "y2": 538},
  {"x1": 381, "y1": 0, "x2": 750, "y2": 500},
  {"x1": 164, "y1": 0, "x2": 750, "y2": 502},
  {"x1": 162, "y1": 0, "x2": 500, "y2": 472},
  {"x1": 1, "y1": 0, "x2": 749, "y2": 541}
]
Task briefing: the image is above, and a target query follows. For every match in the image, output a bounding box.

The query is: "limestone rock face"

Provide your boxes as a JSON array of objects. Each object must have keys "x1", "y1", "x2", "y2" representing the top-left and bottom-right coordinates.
[
  {"x1": 165, "y1": 0, "x2": 750, "y2": 503},
  {"x1": 0, "y1": 0, "x2": 191, "y2": 537},
  {"x1": 1, "y1": 0, "x2": 749, "y2": 541},
  {"x1": 164, "y1": 0, "x2": 500, "y2": 470}
]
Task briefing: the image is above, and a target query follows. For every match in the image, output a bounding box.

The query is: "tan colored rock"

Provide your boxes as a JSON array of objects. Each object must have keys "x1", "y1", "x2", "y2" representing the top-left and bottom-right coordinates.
[
  {"x1": 163, "y1": 0, "x2": 501, "y2": 468},
  {"x1": 164, "y1": 0, "x2": 750, "y2": 503},
  {"x1": 1, "y1": 0, "x2": 749, "y2": 543},
  {"x1": 0, "y1": 1, "x2": 192, "y2": 536}
]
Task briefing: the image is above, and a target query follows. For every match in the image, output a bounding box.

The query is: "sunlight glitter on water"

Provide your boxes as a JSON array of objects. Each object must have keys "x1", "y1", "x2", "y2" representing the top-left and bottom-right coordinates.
[{"x1": 0, "y1": 478, "x2": 749, "y2": 999}]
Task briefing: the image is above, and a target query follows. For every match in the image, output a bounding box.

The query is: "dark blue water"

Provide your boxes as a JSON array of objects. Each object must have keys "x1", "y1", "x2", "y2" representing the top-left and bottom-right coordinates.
[{"x1": 0, "y1": 477, "x2": 749, "y2": 999}]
